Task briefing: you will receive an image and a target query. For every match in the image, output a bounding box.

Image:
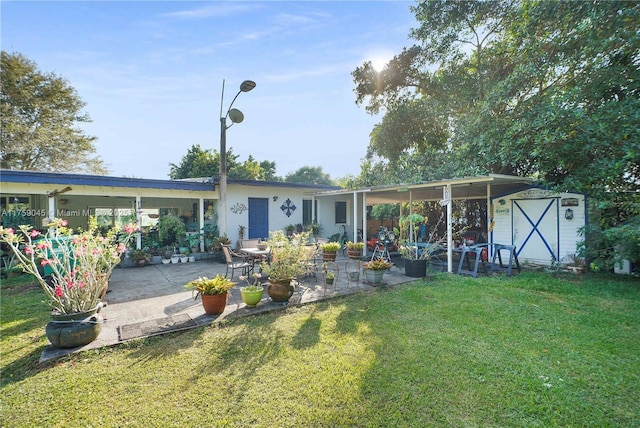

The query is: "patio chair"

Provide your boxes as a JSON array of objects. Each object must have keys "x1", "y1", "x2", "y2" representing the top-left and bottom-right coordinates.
[{"x1": 221, "y1": 245, "x2": 253, "y2": 280}]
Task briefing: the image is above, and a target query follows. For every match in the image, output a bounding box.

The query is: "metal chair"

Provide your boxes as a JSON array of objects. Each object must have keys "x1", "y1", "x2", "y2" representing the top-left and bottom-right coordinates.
[{"x1": 221, "y1": 245, "x2": 252, "y2": 280}]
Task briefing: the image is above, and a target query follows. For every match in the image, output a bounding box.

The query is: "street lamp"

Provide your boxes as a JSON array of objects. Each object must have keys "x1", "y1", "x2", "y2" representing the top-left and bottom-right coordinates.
[{"x1": 219, "y1": 79, "x2": 256, "y2": 238}]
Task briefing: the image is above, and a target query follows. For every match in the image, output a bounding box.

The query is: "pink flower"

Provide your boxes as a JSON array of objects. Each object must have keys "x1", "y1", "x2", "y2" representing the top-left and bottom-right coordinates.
[
  {"x1": 6, "y1": 228, "x2": 14, "y2": 235},
  {"x1": 66, "y1": 279, "x2": 74, "y2": 289},
  {"x1": 30, "y1": 230, "x2": 41, "y2": 238},
  {"x1": 78, "y1": 281, "x2": 86, "y2": 289},
  {"x1": 60, "y1": 219, "x2": 68, "y2": 226},
  {"x1": 41, "y1": 259, "x2": 50, "y2": 266},
  {"x1": 36, "y1": 242, "x2": 47, "y2": 250},
  {"x1": 124, "y1": 224, "x2": 137, "y2": 234},
  {"x1": 117, "y1": 243, "x2": 126, "y2": 254},
  {"x1": 54, "y1": 286, "x2": 64, "y2": 297},
  {"x1": 25, "y1": 246, "x2": 34, "y2": 255}
]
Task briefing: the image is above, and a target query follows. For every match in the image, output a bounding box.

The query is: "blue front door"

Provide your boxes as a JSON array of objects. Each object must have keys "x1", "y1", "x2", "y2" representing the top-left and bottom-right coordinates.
[{"x1": 248, "y1": 198, "x2": 269, "y2": 239}]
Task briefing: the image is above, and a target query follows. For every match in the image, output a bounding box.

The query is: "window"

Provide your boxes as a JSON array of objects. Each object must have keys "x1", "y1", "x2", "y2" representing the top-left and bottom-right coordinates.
[
  {"x1": 335, "y1": 201, "x2": 347, "y2": 224},
  {"x1": 302, "y1": 200, "x2": 313, "y2": 225}
]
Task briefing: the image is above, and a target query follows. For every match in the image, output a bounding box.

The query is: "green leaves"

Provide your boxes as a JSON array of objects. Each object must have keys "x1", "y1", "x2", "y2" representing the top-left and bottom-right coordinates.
[{"x1": 0, "y1": 51, "x2": 106, "y2": 174}]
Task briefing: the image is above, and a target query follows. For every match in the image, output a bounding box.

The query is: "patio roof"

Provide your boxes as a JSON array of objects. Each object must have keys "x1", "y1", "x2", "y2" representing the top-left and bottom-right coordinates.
[{"x1": 315, "y1": 174, "x2": 536, "y2": 204}]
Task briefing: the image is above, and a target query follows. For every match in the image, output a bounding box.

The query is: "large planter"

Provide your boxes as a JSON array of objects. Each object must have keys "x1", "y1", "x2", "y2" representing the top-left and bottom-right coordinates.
[
  {"x1": 267, "y1": 280, "x2": 295, "y2": 303},
  {"x1": 404, "y1": 259, "x2": 427, "y2": 278},
  {"x1": 364, "y1": 269, "x2": 386, "y2": 285},
  {"x1": 322, "y1": 251, "x2": 337, "y2": 262},
  {"x1": 240, "y1": 286, "x2": 264, "y2": 307},
  {"x1": 45, "y1": 303, "x2": 104, "y2": 348},
  {"x1": 201, "y1": 293, "x2": 228, "y2": 315}
]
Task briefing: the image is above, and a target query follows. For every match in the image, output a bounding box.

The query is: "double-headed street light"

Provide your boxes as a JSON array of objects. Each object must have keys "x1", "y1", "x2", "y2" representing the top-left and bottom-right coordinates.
[{"x1": 219, "y1": 79, "x2": 256, "y2": 238}]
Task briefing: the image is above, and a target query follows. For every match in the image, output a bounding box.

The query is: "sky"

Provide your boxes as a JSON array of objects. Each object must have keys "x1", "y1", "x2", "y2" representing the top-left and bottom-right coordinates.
[{"x1": 2, "y1": 1, "x2": 417, "y2": 180}]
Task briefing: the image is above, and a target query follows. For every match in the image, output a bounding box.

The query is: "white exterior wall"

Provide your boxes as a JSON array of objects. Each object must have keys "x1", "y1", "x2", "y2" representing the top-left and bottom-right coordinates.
[
  {"x1": 316, "y1": 195, "x2": 357, "y2": 241},
  {"x1": 491, "y1": 188, "x2": 586, "y2": 265},
  {"x1": 225, "y1": 184, "x2": 317, "y2": 244}
]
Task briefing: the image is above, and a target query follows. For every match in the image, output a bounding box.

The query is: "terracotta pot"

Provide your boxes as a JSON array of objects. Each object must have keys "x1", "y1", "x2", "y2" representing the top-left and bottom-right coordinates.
[
  {"x1": 201, "y1": 293, "x2": 228, "y2": 315},
  {"x1": 267, "y1": 280, "x2": 294, "y2": 303},
  {"x1": 45, "y1": 303, "x2": 104, "y2": 348}
]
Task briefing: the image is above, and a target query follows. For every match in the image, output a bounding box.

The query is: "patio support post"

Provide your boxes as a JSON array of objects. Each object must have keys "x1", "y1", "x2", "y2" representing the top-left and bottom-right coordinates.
[
  {"x1": 198, "y1": 197, "x2": 205, "y2": 252},
  {"x1": 445, "y1": 185, "x2": 453, "y2": 273},
  {"x1": 362, "y1": 192, "x2": 368, "y2": 255},
  {"x1": 352, "y1": 191, "x2": 358, "y2": 247},
  {"x1": 136, "y1": 197, "x2": 142, "y2": 250}
]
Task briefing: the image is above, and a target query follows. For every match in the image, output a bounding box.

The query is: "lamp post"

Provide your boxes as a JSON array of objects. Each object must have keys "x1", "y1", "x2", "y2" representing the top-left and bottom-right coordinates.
[{"x1": 219, "y1": 79, "x2": 256, "y2": 238}]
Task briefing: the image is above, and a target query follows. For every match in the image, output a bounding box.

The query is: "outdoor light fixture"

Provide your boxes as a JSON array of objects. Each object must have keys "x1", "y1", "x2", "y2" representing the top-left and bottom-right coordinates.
[
  {"x1": 219, "y1": 79, "x2": 256, "y2": 237},
  {"x1": 565, "y1": 208, "x2": 574, "y2": 220}
]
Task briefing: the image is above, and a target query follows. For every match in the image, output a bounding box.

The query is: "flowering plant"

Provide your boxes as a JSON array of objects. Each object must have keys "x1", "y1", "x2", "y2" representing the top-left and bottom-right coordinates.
[
  {"x1": 239, "y1": 272, "x2": 264, "y2": 291},
  {"x1": 260, "y1": 230, "x2": 311, "y2": 284},
  {"x1": 362, "y1": 259, "x2": 393, "y2": 271},
  {"x1": 0, "y1": 217, "x2": 137, "y2": 314}
]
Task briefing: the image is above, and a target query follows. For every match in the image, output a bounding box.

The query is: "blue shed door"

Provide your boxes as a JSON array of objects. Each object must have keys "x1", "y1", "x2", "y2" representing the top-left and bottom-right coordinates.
[
  {"x1": 512, "y1": 198, "x2": 559, "y2": 264},
  {"x1": 248, "y1": 198, "x2": 269, "y2": 239}
]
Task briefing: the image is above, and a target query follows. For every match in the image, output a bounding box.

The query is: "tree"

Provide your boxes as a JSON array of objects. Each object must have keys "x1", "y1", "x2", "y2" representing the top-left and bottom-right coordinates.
[
  {"x1": 169, "y1": 144, "x2": 217, "y2": 179},
  {"x1": 284, "y1": 166, "x2": 333, "y2": 185},
  {"x1": 0, "y1": 51, "x2": 107, "y2": 174},
  {"x1": 352, "y1": 1, "x2": 640, "y2": 269},
  {"x1": 169, "y1": 144, "x2": 281, "y2": 181}
]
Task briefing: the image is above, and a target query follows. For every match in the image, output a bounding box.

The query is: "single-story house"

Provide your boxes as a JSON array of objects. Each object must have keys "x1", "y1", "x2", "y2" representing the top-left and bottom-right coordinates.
[{"x1": 1, "y1": 170, "x2": 587, "y2": 271}]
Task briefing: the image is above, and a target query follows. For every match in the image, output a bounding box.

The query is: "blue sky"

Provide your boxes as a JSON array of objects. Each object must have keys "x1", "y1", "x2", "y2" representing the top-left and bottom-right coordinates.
[{"x1": 2, "y1": 1, "x2": 416, "y2": 180}]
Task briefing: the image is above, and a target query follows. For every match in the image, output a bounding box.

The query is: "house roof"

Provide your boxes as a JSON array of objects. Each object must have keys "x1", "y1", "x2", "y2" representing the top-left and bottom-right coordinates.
[
  {"x1": 314, "y1": 174, "x2": 537, "y2": 204},
  {"x1": 0, "y1": 170, "x2": 340, "y2": 193}
]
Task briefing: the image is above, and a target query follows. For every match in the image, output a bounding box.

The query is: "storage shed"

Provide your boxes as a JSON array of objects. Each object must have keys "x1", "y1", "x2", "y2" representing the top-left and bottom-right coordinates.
[{"x1": 491, "y1": 187, "x2": 587, "y2": 266}]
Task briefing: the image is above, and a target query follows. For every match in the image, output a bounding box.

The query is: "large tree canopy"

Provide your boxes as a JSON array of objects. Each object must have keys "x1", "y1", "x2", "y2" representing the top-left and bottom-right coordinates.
[
  {"x1": 169, "y1": 144, "x2": 279, "y2": 181},
  {"x1": 284, "y1": 166, "x2": 333, "y2": 185},
  {"x1": 353, "y1": 0, "x2": 639, "y2": 268},
  {"x1": 0, "y1": 51, "x2": 106, "y2": 174}
]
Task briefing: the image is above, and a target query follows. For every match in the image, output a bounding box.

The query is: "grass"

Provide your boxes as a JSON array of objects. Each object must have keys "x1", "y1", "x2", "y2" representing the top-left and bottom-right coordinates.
[{"x1": 1, "y1": 271, "x2": 639, "y2": 427}]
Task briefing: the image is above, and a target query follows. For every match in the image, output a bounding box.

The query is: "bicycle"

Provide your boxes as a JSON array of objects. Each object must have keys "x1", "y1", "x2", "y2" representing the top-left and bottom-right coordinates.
[{"x1": 339, "y1": 225, "x2": 349, "y2": 256}]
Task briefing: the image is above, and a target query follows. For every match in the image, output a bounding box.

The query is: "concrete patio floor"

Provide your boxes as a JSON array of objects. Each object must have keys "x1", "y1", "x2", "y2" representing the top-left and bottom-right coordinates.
[{"x1": 40, "y1": 253, "x2": 413, "y2": 362}]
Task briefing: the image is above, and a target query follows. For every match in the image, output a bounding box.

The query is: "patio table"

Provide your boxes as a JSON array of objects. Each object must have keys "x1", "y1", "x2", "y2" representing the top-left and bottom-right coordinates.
[{"x1": 241, "y1": 247, "x2": 271, "y2": 269}]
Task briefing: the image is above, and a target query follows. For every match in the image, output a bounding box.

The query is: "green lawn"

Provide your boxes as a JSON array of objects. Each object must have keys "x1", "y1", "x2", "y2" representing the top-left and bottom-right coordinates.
[{"x1": 2, "y1": 271, "x2": 639, "y2": 427}]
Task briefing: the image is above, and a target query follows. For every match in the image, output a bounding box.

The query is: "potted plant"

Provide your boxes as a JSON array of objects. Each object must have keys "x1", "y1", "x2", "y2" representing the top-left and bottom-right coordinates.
[
  {"x1": 260, "y1": 230, "x2": 311, "y2": 303},
  {"x1": 398, "y1": 212, "x2": 446, "y2": 278},
  {"x1": 322, "y1": 263, "x2": 336, "y2": 285},
  {"x1": 0, "y1": 217, "x2": 136, "y2": 348},
  {"x1": 157, "y1": 214, "x2": 186, "y2": 249},
  {"x1": 284, "y1": 224, "x2": 295, "y2": 237},
  {"x1": 130, "y1": 248, "x2": 150, "y2": 267},
  {"x1": 347, "y1": 258, "x2": 361, "y2": 282},
  {"x1": 238, "y1": 272, "x2": 264, "y2": 307},
  {"x1": 179, "y1": 248, "x2": 189, "y2": 263},
  {"x1": 185, "y1": 274, "x2": 235, "y2": 315},
  {"x1": 310, "y1": 223, "x2": 323, "y2": 237},
  {"x1": 187, "y1": 233, "x2": 201, "y2": 254},
  {"x1": 321, "y1": 241, "x2": 341, "y2": 261},
  {"x1": 346, "y1": 241, "x2": 365, "y2": 259},
  {"x1": 362, "y1": 258, "x2": 393, "y2": 285}
]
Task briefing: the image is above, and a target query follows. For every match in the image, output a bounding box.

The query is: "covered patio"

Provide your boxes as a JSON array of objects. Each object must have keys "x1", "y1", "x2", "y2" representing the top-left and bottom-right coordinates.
[{"x1": 314, "y1": 174, "x2": 535, "y2": 273}]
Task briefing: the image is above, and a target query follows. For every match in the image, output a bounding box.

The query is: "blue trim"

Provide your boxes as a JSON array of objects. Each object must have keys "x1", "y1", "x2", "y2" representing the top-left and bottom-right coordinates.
[
  {"x1": 1, "y1": 169, "x2": 213, "y2": 191},
  {"x1": 513, "y1": 199, "x2": 557, "y2": 259},
  {"x1": 0, "y1": 170, "x2": 340, "y2": 192}
]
